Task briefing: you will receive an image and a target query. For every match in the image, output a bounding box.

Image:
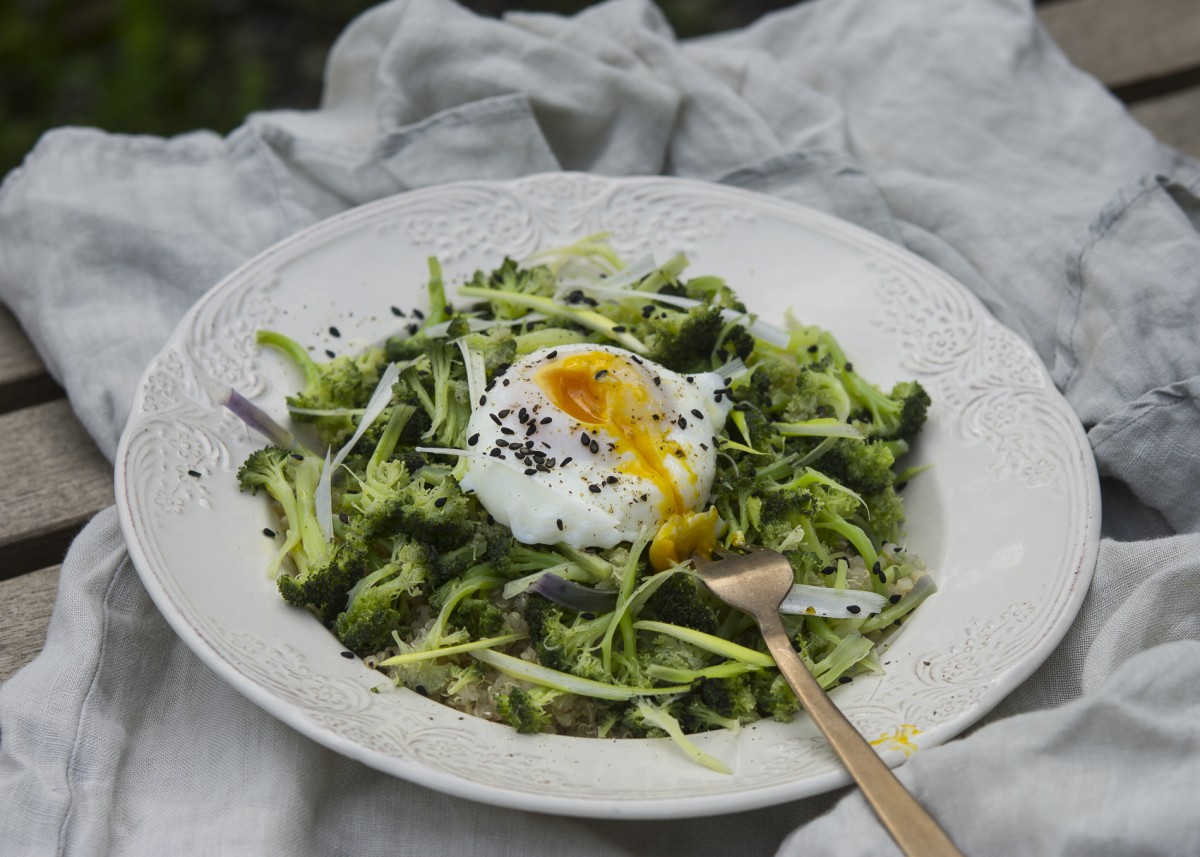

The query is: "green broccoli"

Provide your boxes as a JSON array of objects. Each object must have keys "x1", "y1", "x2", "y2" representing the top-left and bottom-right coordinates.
[
  {"x1": 237, "y1": 446, "x2": 329, "y2": 577},
  {"x1": 277, "y1": 540, "x2": 369, "y2": 623},
  {"x1": 750, "y1": 671, "x2": 801, "y2": 722},
  {"x1": 497, "y1": 686, "x2": 562, "y2": 734},
  {"x1": 523, "y1": 595, "x2": 610, "y2": 682},
  {"x1": 450, "y1": 594, "x2": 506, "y2": 638},
  {"x1": 639, "y1": 303, "x2": 725, "y2": 374},
  {"x1": 699, "y1": 675, "x2": 759, "y2": 722},
  {"x1": 333, "y1": 539, "x2": 434, "y2": 655},
  {"x1": 643, "y1": 574, "x2": 719, "y2": 635},
  {"x1": 815, "y1": 438, "x2": 897, "y2": 496},
  {"x1": 255, "y1": 329, "x2": 386, "y2": 448}
]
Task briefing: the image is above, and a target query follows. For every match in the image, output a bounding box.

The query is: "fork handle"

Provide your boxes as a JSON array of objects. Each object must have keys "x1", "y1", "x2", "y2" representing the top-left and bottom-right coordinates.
[{"x1": 758, "y1": 613, "x2": 963, "y2": 857}]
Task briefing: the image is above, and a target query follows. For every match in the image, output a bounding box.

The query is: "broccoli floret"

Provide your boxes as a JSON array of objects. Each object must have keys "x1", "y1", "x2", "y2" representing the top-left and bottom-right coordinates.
[
  {"x1": 752, "y1": 488, "x2": 813, "y2": 549},
  {"x1": 497, "y1": 686, "x2": 562, "y2": 734},
  {"x1": 641, "y1": 631, "x2": 711, "y2": 675},
  {"x1": 277, "y1": 541, "x2": 370, "y2": 622},
  {"x1": 451, "y1": 594, "x2": 506, "y2": 638},
  {"x1": 640, "y1": 304, "x2": 725, "y2": 373},
  {"x1": 822, "y1": 336, "x2": 930, "y2": 440},
  {"x1": 351, "y1": 470, "x2": 477, "y2": 552},
  {"x1": 523, "y1": 595, "x2": 610, "y2": 681},
  {"x1": 255, "y1": 330, "x2": 386, "y2": 448},
  {"x1": 751, "y1": 671, "x2": 801, "y2": 722},
  {"x1": 237, "y1": 446, "x2": 330, "y2": 577},
  {"x1": 721, "y1": 324, "x2": 756, "y2": 361},
  {"x1": 861, "y1": 486, "x2": 906, "y2": 546},
  {"x1": 816, "y1": 438, "x2": 897, "y2": 496},
  {"x1": 333, "y1": 539, "x2": 434, "y2": 655},
  {"x1": 643, "y1": 574, "x2": 719, "y2": 635},
  {"x1": 699, "y1": 675, "x2": 758, "y2": 722}
]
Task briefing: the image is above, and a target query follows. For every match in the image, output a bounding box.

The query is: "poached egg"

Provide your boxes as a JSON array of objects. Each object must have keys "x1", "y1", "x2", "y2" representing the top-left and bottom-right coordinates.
[{"x1": 458, "y1": 345, "x2": 732, "y2": 567}]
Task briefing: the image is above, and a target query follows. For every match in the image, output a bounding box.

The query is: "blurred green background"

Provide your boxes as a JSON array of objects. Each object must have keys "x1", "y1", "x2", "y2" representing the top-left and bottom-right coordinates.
[{"x1": 0, "y1": 0, "x2": 799, "y2": 182}]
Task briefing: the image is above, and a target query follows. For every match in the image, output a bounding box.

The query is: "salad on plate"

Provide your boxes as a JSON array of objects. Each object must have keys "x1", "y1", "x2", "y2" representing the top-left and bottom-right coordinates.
[{"x1": 231, "y1": 236, "x2": 934, "y2": 772}]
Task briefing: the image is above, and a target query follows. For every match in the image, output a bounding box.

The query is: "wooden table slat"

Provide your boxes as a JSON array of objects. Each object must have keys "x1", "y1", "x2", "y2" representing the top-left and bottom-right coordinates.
[
  {"x1": 1130, "y1": 86, "x2": 1200, "y2": 158},
  {"x1": 0, "y1": 399, "x2": 113, "y2": 580},
  {"x1": 1038, "y1": 0, "x2": 1200, "y2": 88},
  {"x1": 0, "y1": 303, "x2": 63, "y2": 413},
  {"x1": 0, "y1": 565, "x2": 60, "y2": 682}
]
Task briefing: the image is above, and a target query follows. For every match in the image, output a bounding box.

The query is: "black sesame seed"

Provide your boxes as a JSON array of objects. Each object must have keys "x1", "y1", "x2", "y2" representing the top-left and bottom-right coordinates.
[
  {"x1": 489, "y1": 449, "x2": 502, "y2": 458},
  {"x1": 263, "y1": 528, "x2": 276, "y2": 538},
  {"x1": 495, "y1": 439, "x2": 509, "y2": 448},
  {"x1": 700, "y1": 443, "x2": 708, "y2": 451},
  {"x1": 590, "y1": 440, "x2": 600, "y2": 454},
  {"x1": 340, "y1": 651, "x2": 355, "y2": 659},
  {"x1": 685, "y1": 376, "x2": 694, "y2": 384},
  {"x1": 838, "y1": 675, "x2": 853, "y2": 684},
  {"x1": 487, "y1": 514, "x2": 495, "y2": 525},
  {"x1": 325, "y1": 349, "x2": 336, "y2": 359},
  {"x1": 329, "y1": 326, "x2": 341, "y2": 338},
  {"x1": 845, "y1": 362, "x2": 854, "y2": 372},
  {"x1": 468, "y1": 433, "x2": 480, "y2": 446},
  {"x1": 546, "y1": 350, "x2": 558, "y2": 359},
  {"x1": 589, "y1": 484, "x2": 602, "y2": 493},
  {"x1": 890, "y1": 594, "x2": 903, "y2": 604},
  {"x1": 406, "y1": 323, "x2": 420, "y2": 336},
  {"x1": 391, "y1": 306, "x2": 405, "y2": 317},
  {"x1": 690, "y1": 408, "x2": 704, "y2": 420},
  {"x1": 612, "y1": 325, "x2": 626, "y2": 333},
  {"x1": 678, "y1": 416, "x2": 688, "y2": 429},
  {"x1": 498, "y1": 409, "x2": 510, "y2": 418},
  {"x1": 292, "y1": 453, "x2": 304, "y2": 461},
  {"x1": 524, "y1": 468, "x2": 537, "y2": 476},
  {"x1": 526, "y1": 424, "x2": 537, "y2": 436},
  {"x1": 581, "y1": 432, "x2": 591, "y2": 447},
  {"x1": 821, "y1": 566, "x2": 836, "y2": 575},
  {"x1": 187, "y1": 469, "x2": 201, "y2": 478},
  {"x1": 434, "y1": 496, "x2": 448, "y2": 508},
  {"x1": 807, "y1": 344, "x2": 818, "y2": 353},
  {"x1": 557, "y1": 519, "x2": 564, "y2": 530},
  {"x1": 540, "y1": 416, "x2": 552, "y2": 424},
  {"x1": 501, "y1": 426, "x2": 515, "y2": 436},
  {"x1": 594, "y1": 369, "x2": 608, "y2": 380},
  {"x1": 653, "y1": 376, "x2": 661, "y2": 386},
  {"x1": 479, "y1": 395, "x2": 487, "y2": 406},
  {"x1": 847, "y1": 604, "x2": 862, "y2": 614},
  {"x1": 502, "y1": 379, "x2": 510, "y2": 386},
  {"x1": 412, "y1": 308, "x2": 425, "y2": 320},
  {"x1": 606, "y1": 475, "x2": 617, "y2": 484},
  {"x1": 489, "y1": 413, "x2": 502, "y2": 425},
  {"x1": 560, "y1": 456, "x2": 573, "y2": 466}
]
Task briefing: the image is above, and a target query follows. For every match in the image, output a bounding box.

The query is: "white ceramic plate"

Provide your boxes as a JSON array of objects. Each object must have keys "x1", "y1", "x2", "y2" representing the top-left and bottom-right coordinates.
[{"x1": 116, "y1": 173, "x2": 1099, "y2": 819}]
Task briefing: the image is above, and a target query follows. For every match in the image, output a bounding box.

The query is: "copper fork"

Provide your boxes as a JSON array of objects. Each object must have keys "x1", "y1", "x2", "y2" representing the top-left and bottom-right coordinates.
[{"x1": 691, "y1": 544, "x2": 962, "y2": 857}]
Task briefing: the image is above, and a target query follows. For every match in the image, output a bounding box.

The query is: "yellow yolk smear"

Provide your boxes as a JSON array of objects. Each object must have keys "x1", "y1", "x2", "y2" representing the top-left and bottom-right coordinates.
[
  {"x1": 648, "y1": 507, "x2": 720, "y2": 572},
  {"x1": 535, "y1": 351, "x2": 706, "y2": 562}
]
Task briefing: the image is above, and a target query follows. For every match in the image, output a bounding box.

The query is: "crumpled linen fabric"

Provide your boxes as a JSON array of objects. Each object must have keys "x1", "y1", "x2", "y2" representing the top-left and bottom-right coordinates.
[{"x1": 3, "y1": 0, "x2": 1200, "y2": 854}]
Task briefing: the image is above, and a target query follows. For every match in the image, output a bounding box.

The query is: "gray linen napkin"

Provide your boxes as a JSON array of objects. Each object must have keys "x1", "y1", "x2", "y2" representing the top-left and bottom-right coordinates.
[{"x1": 4, "y1": 1, "x2": 1200, "y2": 854}]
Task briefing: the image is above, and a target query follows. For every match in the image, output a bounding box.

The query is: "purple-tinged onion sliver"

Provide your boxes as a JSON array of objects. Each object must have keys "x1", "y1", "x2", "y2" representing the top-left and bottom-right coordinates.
[{"x1": 528, "y1": 574, "x2": 619, "y2": 614}]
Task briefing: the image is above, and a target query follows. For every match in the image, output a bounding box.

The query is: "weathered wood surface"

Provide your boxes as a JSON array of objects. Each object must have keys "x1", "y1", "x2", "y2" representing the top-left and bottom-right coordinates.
[
  {"x1": 0, "y1": 566, "x2": 60, "y2": 683},
  {"x1": 2, "y1": 0, "x2": 1200, "y2": 680}
]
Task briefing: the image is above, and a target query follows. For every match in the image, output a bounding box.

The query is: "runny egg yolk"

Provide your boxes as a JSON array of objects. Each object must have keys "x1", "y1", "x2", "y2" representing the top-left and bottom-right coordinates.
[
  {"x1": 534, "y1": 351, "x2": 717, "y2": 571},
  {"x1": 534, "y1": 351, "x2": 693, "y2": 515}
]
